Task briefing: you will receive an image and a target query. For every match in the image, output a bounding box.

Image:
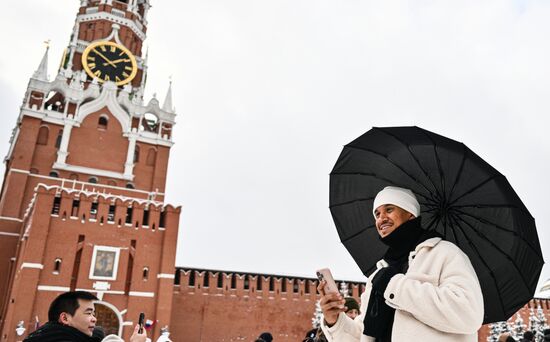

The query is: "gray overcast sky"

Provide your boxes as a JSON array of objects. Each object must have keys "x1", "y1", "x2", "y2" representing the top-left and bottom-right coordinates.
[{"x1": 1, "y1": 1, "x2": 549, "y2": 291}]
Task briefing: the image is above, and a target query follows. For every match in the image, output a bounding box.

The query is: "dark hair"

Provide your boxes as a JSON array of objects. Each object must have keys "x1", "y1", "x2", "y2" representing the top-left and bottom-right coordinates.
[
  {"x1": 505, "y1": 337, "x2": 516, "y2": 342},
  {"x1": 259, "y1": 332, "x2": 273, "y2": 342},
  {"x1": 523, "y1": 331, "x2": 534, "y2": 340},
  {"x1": 48, "y1": 291, "x2": 98, "y2": 322}
]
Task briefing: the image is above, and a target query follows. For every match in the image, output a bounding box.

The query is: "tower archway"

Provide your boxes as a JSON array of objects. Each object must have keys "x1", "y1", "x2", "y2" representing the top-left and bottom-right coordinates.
[{"x1": 94, "y1": 301, "x2": 123, "y2": 336}]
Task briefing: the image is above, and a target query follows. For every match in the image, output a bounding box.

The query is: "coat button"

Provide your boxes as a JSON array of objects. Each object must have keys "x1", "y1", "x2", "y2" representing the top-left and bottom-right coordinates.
[{"x1": 389, "y1": 293, "x2": 395, "y2": 299}]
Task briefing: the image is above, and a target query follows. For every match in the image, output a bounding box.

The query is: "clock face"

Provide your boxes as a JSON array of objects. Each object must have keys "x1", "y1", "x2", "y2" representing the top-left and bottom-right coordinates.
[{"x1": 82, "y1": 41, "x2": 138, "y2": 86}]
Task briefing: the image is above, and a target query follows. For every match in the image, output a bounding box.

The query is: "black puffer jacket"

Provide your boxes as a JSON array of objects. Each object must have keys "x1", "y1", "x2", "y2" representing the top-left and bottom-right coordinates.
[{"x1": 23, "y1": 322, "x2": 93, "y2": 342}]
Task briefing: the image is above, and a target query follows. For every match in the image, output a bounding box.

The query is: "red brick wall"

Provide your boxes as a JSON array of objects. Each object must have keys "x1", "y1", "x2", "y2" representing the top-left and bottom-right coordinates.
[
  {"x1": 170, "y1": 269, "x2": 364, "y2": 342},
  {"x1": 67, "y1": 110, "x2": 128, "y2": 173}
]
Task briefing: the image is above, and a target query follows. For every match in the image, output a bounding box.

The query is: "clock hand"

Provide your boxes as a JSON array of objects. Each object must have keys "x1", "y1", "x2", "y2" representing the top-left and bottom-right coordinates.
[
  {"x1": 93, "y1": 49, "x2": 117, "y2": 67},
  {"x1": 103, "y1": 58, "x2": 131, "y2": 66}
]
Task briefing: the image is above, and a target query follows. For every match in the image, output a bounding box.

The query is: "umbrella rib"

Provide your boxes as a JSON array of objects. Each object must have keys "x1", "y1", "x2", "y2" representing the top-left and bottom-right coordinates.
[
  {"x1": 448, "y1": 174, "x2": 502, "y2": 207},
  {"x1": 454, "y1": 208, "x2": 542, "y2": 258},
  {"x1": 375, "y1": 127, "x2": 441, "y2": 202},
  {"x1": 419, "y1": 128, "x2": 447, "y2": 202},
  {"x1": 448, "y1": 214, "x2": 506, "y2": 322},
  {"x1": 342, "y1": 145, "x2": 437, "y2": 203},
  {"x1": 421, "y1": 209, "x2": 454, "y2": 242},
  {"x1": 424, "y1": 213, "x2": 443, "y2": 238},
  {"x1": 453, "y1": 214, "x2": 533, "y2": 295},
  {"x1": 448, "y1": 143, "x2": 468, "y2": 201}
]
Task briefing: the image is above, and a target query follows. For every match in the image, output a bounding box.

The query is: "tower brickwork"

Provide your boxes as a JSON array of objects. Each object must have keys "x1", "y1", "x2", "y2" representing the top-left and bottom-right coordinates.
[{"x1": 0, "y1": 1, "x2": 179, "y2": 341}]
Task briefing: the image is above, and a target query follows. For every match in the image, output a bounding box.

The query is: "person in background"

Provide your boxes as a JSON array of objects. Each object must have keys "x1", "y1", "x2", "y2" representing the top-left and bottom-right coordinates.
[
  {"x1": 24, "y1": 291, "x2": 98, "y2": 342},
  {"x1": 520, "y1": 331, "x2": 535, "y2": 342},
  {"x1": 257, "y1": 332, "x2": 273, "y2": 342},
  {"x1": 343, "y1": 297, "x2": 360, "y2": 320}
]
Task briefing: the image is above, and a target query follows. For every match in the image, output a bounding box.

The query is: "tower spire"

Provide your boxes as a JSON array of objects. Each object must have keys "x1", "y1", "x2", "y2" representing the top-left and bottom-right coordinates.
[
  {"x1": 162, "y1": 78, "x2": 174, "y2": 112},
  {"x1": 33, "y1": 41, "x2": 50, "y2": 80}
]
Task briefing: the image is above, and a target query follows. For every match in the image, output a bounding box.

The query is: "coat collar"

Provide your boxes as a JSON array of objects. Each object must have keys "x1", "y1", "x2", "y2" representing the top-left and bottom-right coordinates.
[
  {"x1": 414, "y1": 236, "x2": 442, "y2": 252},
  {"x1": 375, "y1": 237, "x2": 443, "y2": 270}
]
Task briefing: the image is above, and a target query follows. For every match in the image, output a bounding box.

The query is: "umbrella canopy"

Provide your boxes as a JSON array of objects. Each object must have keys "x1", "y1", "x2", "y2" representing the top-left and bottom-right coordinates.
[{"x1": 329, "y1": 126, "x2": 543, "y2": 324}]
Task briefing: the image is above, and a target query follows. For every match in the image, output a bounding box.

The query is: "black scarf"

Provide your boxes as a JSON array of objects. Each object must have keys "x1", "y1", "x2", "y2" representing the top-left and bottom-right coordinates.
[{"x1": 363, "y1": 217, "x2": 440, "y2": 341}]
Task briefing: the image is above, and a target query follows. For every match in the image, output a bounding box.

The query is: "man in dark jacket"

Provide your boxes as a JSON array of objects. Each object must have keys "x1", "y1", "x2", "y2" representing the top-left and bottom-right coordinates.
[{"x1": 24, "y1": 291, "x2": 98, "y2": 342}]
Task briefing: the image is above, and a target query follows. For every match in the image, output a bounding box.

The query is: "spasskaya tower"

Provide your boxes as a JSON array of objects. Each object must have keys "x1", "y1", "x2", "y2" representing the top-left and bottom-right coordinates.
[{"x1": 0, "y1": 1, "x2": 180, "y2": 341}]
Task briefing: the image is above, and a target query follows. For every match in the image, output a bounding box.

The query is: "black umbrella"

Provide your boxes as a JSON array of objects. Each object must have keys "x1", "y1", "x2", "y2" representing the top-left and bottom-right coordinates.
[{"x1": 329, "y1": 126, "x2": 543, "y2": 324}]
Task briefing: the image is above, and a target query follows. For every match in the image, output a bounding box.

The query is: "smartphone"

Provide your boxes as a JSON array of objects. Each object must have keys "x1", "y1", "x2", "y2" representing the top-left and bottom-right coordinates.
[
  {"x1": 316, "y1": 268, "x2": 338, "y2": 294},
  {"x1": 138, "y1": 312, "x2": 145, "y2": 333}
]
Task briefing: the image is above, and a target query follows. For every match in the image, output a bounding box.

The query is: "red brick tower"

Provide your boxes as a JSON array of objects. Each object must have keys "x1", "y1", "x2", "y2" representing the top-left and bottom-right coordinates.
[{"x1": 0, "y1": 1, "x2": 180, "y2": 341}]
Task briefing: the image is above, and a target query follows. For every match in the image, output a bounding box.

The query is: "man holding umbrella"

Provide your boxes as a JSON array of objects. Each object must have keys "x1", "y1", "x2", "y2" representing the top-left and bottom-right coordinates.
[{"x1": 319, "y1": 186, "x2": 484, "y2": 341}]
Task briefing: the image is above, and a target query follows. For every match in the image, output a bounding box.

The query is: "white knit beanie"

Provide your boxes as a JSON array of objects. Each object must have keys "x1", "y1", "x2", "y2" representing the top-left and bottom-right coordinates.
[
  {"x1": 372, "y1": 186, "x2": 420, "y2": 218},
  {"x1": 102, "y1": 335, "x2": 124, "y2": 342}
]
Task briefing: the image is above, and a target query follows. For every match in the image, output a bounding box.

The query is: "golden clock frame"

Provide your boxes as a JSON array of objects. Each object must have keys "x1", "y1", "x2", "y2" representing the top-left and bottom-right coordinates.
[{"x1": 81, "y1": 40, "x2": 138, "y2": 86}]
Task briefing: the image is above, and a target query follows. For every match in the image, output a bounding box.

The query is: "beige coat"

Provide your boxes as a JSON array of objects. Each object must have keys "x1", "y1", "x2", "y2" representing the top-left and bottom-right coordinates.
[{"x1": 321, "y1": 237, "x2": 484, "y2": 341}]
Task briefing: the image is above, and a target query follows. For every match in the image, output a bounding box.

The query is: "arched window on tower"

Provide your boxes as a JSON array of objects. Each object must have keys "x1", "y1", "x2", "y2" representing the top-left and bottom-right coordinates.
[
  {"x1": 49, "y1": 171, "x2": 59, "y2": 178},
  {"x1": 51, "y1": 196, "x2": 61, "y2": 215},
  {"x1": 90, "y1": 202, "x2": 98, "y2": 220},
  {"x1": 98, "y1": 116, "x2": 108, "y2": 130},
  {"x1": 159, "y1": 210, "x2": 166, "y2": 228},
  {"x1": 140, "y1": 113, "x2": 159, "y2": 133},
  {"x1": 134, "y1": 145, "x2": 140, "y2": 163},
  {"x1": 37, "y1": 126, "x2": 49, "y2": 145},
  {"x1": 88, "y1": 177, "x2": 98, "y2": 184},
  {"x1": 107, "y1": 205, "x2": 116, "y2": 223},
  {"x1": 142, "y1": 267, "x2": 149, "y2": 281},
  {"x1": 257, "y1": 276, "x2": 262, "y2": 291},
  {"x1": 53, "y1": 258, "x2": 62, "y2": 274},
  {"x1": 55, "y1": 130, "x2": 63, "y2": 149}
]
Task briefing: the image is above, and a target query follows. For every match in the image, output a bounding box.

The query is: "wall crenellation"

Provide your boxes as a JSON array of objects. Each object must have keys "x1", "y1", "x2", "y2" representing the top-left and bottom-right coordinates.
[
  {"x1": 39, "y1": 184, "x2": 175, "y2": 231},
  {"x1": 174, "y1": 267, "x2": 366, "y2": 301}
]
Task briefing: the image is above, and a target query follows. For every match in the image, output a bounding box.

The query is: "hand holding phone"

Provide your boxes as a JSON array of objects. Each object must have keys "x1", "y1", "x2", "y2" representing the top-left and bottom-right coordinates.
[{"x1": 316, "y1": 268, "x2": 338, "y2": 294}]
